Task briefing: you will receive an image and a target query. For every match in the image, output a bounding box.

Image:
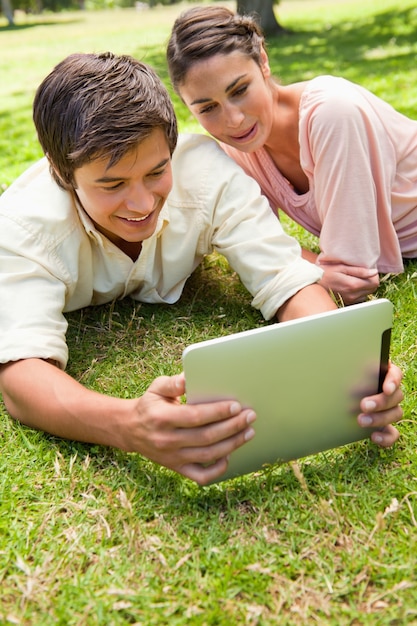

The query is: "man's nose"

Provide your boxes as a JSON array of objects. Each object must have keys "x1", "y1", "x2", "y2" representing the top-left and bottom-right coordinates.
[{"x1": 125, "y1": 183, "x2": 154, "y2": 214}]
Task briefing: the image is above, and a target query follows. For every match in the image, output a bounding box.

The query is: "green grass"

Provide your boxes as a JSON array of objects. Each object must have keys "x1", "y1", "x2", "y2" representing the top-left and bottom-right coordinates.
[{"x1": 1, "y1": 1, "x2": 417, "y2": 624}]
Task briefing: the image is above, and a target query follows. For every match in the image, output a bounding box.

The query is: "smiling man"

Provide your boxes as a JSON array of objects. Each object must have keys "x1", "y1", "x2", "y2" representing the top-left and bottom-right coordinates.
[
  {"x1": 0, "y1": 53, "x2": 403, "y2": 485},
  {"x1": 72, "y1": 130, "x2": 171, "y2": 261}
]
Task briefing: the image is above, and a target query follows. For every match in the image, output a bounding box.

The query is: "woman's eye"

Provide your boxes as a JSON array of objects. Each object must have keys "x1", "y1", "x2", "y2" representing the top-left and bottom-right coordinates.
[
  {"x1": 200, "y1": 103, "x2": 216, "y2": 115},
  {"x1": 233, "y1": 85, "x2": 248, "y2": 97}
]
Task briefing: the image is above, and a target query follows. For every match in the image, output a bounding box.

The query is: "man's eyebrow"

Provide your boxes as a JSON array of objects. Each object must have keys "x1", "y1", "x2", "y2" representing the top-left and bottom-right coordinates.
[
  {"x1": 190, "y1": 74, "x2": 248, "y2": 106},
  {"x1": 95, "y1": 158, "x2": 170, "y2": 183}
]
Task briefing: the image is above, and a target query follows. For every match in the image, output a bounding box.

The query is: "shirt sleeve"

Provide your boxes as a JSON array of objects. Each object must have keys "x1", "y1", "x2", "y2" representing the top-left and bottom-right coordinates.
[
  {"x1": 175, "y1": 135, "x2": 323, "y2": 320},
  {"x1": 299, "y1": 77, "x2": 403, "y2": 271},
  {"x1": 0, "y1": 226, "x2": 69, "y2": 368}
]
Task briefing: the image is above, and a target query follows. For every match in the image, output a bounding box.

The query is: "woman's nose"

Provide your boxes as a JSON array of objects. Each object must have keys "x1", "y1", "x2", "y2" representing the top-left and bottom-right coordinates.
[{"x1": 224, "y1": 104, "x2": 245, "y2": 129}]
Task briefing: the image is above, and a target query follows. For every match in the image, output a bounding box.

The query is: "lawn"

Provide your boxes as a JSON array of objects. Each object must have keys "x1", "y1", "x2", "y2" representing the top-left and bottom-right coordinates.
[{"x1": 0, "y1": 1, "x2": 416, "y2": 624}]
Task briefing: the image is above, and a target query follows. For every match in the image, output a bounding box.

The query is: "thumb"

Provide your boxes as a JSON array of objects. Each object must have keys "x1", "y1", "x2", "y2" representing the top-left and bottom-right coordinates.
[{"x1": 148, "y1": 372, "x2": 186, "y2": 399}]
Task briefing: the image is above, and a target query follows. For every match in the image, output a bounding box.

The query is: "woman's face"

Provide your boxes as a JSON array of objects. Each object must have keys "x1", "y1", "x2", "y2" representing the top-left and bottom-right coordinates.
[{"x1": 178, "y1": 49, "x2": 274, "y2": 153}]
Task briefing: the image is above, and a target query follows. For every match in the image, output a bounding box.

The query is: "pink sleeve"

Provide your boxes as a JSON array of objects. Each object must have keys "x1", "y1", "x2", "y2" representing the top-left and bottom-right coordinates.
[{"x1": 299, "y1": 79, "x2": 403, "y2": 272}]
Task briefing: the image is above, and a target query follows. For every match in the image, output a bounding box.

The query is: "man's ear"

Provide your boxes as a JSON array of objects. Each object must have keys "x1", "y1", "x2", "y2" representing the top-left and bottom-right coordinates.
[
  {"x1": 260, "y1": 46, "x2": 271, "y2": 79},
  {"x1": 46, "y1": 154, "x2": 72, "y2": 190}
]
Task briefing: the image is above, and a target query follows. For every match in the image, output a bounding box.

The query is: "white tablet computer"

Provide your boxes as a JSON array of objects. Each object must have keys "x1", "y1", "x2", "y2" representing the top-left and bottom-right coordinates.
[{"x1": 182, "y1": 299, "x2": 393, "y2": 482}]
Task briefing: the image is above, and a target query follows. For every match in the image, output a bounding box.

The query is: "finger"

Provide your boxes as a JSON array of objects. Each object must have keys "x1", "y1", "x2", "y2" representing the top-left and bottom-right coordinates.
[
  {"x1": 358, "y1": 403, "x2": 403, "y2": 429},
  {"x1": 323, "y1": 263, "x2": 378, "y2": 279},
  {"x1": 318, "y1": 260, "x2": 378, "y2": 278},
  {"x1": 148, "y1": 374, "x2": 252, "y2": 431},
  {"x1": 148, "y1": 374, "x2": 257, "y2": 431},
  {"x1": 381, "y1": 362, "x2": 403, "y2": 396},
  {"x1": 177, "y1": 418, "x2": 256, "y2": 465},
  {"x1": 347, "y1": 268, "x2": 379, "y2": 279},
  {"x1": 148, "y1": 373, "x2": 186, "y2": 399},
  {"x1": 178, "y1": 457, "x2": 230, "y2": 485},
  {"x1": 174, "y1": 408, "x2": 256, "y2": 448},
  {"x1": 176, "y1": 422, "x2": 257, "y2": 484},
  {"x1": 370, "y1": 424, "x2": 400, "y2": 448},
  {"x1": 140, "y1": 405, "x2": 255, "y2": 467},
  {"x1": 167, "y1": 396, "x2": 252, "y2": 430},
  {"x1": 360, "y1": 367, "x2": 404, "y2": 414},
  {"x1": 341, "y1": 291, "x2": 369, "y2": 306},
  {"x1": 360, "y1": 387, "x2": 404, "y2": 415}
]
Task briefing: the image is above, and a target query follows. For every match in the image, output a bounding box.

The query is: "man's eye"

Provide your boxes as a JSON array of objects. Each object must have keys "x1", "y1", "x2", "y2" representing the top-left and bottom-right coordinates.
[
  {"x1": 104, "y1": 182, "x2": 124, "y2": 190},
  {"x1": 149, "y1": 168, "x2": 166, "y2": 178}
]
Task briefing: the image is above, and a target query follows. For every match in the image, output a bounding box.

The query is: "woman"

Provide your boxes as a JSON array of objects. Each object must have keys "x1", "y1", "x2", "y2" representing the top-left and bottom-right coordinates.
[{"x1": 167, "y1": 6, "x2": 417, "y2": 304}]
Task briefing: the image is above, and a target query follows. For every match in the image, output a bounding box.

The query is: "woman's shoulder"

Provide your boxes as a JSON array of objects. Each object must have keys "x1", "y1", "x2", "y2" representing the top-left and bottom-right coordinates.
[
  {"x1": 303, "y1": 75, "x2": 362, "y2": 102},
  {"x1": 299, "y1": 75, "x2": 377, "y2": 126}
]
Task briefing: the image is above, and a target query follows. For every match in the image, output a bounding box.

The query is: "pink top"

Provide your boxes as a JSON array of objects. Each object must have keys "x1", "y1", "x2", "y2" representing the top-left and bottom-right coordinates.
[{"x1": 222, "y1": 75, "x2": 417, "y2": 273}]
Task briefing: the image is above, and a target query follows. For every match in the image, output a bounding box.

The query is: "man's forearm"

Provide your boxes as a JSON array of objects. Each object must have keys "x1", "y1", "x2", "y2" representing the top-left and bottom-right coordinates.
[
  {"x1": 301, "y1": 248, "x2": 319, "y2": 264},
  {"x1": 277, "y1": 283, "x2": 337, "y2": 323},
  {"x1": 0, "y1": 359, "x2": 132, "y2": 449}
]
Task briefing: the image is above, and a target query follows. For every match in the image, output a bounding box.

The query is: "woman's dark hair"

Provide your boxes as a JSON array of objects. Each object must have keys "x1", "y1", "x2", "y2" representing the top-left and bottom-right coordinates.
[{"x1": 167, "y1": 6, "x2": 265, "y2": 95}]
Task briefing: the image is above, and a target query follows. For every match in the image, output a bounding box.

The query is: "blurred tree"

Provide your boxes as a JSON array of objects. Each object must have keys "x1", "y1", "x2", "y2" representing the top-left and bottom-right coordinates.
[
  {"x1": 2, "y1": 0, "x2": 14, "y2": 24},
  {"x1": 237, "y1": 0, "x2": 287, "y2": 36}
]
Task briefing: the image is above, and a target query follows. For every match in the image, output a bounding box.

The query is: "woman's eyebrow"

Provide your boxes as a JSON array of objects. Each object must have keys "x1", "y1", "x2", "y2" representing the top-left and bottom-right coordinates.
[{"x1": 225, "y1": 74, "x2": 248, "y2": 93}]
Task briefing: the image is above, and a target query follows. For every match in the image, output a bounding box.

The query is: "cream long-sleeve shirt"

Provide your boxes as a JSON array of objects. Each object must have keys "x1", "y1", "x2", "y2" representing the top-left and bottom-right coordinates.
[
  {"x1": 222, "y1": 76, "x2": 417, "y2": 274},
  {"x1": 0, "y1": 133, "x2": 322, "y2": 369}
]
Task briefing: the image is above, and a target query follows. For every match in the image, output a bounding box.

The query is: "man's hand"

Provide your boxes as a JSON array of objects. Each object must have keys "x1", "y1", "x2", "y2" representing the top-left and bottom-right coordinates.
[
  {"x1": 130, "y1": 373, "x2": 256, "y2": 485},
  {"x1": 0, "y1": 361, "x2": 256, "y2": 486},
  {"x1": 358, "y1": 361, "x2": 403, "y2": 447}
]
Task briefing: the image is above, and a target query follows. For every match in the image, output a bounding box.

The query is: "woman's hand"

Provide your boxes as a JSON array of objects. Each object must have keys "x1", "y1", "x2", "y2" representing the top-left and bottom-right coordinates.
[
  {"x1": 302, "y1": 250, "x2": 380, "y2": 305},
  {"x1": 318, "y1": 261, "x2": 380, "y2": 305}
]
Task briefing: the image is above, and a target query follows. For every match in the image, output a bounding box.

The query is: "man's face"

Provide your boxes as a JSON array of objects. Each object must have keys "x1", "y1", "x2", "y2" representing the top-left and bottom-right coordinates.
[{"x1": 73, "y1": 128, "x2": 173, "y2": 250}]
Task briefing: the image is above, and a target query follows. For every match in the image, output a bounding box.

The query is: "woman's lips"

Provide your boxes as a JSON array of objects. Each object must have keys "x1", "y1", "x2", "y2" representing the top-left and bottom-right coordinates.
[{"x1": 230, "y1": 123, "x2": 257, "y2": 143}]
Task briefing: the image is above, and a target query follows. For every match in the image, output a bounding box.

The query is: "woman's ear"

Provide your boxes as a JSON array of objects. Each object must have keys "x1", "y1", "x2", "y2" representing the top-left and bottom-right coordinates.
[{"x1": 260, "y1": 46, "x2": 271, "y2": 79}]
